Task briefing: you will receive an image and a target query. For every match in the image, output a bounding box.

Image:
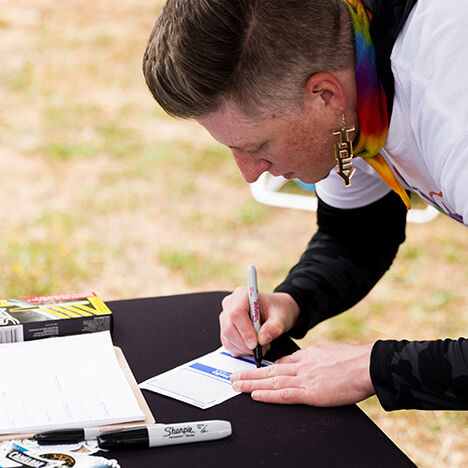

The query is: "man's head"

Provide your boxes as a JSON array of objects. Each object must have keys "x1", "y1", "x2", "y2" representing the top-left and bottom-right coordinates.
[
  {"x1": 143, "y1": 0, "x2": 357, "y2": 183},
  {"x1": 143, "y1": 0, "x2": 354, "y2": 119}
]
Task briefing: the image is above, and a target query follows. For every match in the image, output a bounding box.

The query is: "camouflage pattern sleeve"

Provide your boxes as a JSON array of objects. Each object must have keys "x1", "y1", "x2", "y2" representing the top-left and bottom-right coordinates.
[
  {"x1": 371, "y1": 338, "x2": 468, "y2": 410},
  {"x1": 274, "y1": 191, "x2": 407, "y2": 338}
]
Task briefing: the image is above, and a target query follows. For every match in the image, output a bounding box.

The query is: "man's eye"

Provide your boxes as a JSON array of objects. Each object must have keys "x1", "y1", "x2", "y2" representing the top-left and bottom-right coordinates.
[{"x1": 248, "y1": 144, "x2": 265, "y2": 154}]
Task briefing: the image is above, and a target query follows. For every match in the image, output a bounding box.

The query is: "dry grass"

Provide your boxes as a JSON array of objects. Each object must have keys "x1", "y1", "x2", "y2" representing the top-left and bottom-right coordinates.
[{"x1": 1, "y1": 1, "x2": 467, "y2": 466}]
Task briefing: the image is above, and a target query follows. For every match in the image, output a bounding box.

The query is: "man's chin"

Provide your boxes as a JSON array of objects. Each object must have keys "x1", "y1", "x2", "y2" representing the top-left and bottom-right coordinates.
[
  {"x1": 295, "y1": 175, "x2": 320, "y2": 185},
  {"x1": 296, "y1": 168, "x2": 334, "y2": 185}
]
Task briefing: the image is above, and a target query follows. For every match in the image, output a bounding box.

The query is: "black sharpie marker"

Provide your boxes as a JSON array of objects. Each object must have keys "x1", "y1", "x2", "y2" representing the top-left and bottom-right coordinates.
[
  {"x1": 34, "y1": 426, "x2": 121, "y2": 444},
  {"x1": 97, "y1": 420, "x2": 232, "y2": 450}
]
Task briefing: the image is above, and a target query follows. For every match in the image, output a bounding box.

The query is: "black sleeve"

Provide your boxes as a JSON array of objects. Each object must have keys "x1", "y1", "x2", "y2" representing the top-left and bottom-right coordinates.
[
  {"x1": 274, "y1": 190, "x2": 407, "y2": 338},
  {"x1": 371, "y1": 338, "x2": 468, "y2": 410}
]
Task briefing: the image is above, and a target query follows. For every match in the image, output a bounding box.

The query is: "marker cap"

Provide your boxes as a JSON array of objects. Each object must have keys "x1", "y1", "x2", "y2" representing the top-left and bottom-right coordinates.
[{"x1": 98, "y1": 427, "x2": 149, "y2": 450}]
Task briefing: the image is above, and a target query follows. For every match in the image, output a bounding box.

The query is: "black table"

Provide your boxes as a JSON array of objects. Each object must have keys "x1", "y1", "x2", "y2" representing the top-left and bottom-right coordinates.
[{"x1": 105, "y1": 292, "x2": 415, "y2": 468}]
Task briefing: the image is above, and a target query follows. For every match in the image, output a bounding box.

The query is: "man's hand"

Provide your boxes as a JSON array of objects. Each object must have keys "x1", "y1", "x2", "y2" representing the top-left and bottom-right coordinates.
[
  {"x1": 230, "y1": 343, "x2": 375, "y2": 406},
  {"x1": 219, "y1": 289, "x2": 300, "y2": 356}
]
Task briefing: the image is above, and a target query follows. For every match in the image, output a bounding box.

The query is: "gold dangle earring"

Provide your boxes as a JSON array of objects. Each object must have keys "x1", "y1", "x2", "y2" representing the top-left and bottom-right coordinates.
[{"x1": 332, "y1": 111, "x2": 355, "y2": 187}]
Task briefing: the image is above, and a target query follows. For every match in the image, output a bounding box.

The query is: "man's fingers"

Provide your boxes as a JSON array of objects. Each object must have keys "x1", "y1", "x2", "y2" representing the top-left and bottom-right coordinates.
[
  {"x1": 231, "y1": 309, "x2": 259, "y2": 349},
  {"x1": 219, "y1": 319, "x2": 251, "y2": 356},
  {"x1": 257, "y1": 317, "x2": 284, "y2": 346},
  {"x1": 219, "y1": 305, "x2": 257, "y2": 354},
  {"x1": 251, "y1": 388, "x2": 308, "y2": 405},
  {"x1": 232, "y1": 375, "x2": 297, "y2": 393},
  {"x1": 275, "y1": 350, "x2": 302, "y2": 364},
  {"x1": 221, "y1": 289, "x2": 258, "y2": 350},
  {"x1": 222, "y1": 338, "x2": 248, "y2": 357},
  {"x1": 231, "y1": 363, "x2": 297, "y2": 381},
  {"x1": 260, "y1": 343, "x2": 271, "y2": 357}
]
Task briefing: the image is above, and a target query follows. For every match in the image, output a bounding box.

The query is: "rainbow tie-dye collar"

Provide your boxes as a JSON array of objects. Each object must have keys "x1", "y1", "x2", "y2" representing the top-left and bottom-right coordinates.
[{"x1": 344, "y1": 0, "x2": 410, "y2": 209}]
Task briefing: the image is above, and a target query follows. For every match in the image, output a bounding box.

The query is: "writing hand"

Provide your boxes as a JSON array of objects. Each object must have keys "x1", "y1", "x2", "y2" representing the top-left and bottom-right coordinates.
[
  {"x1": 219, "y1": 288, "x2": 300, "y2": 357},
  {"x1": 231, "y1": 343, "x2": 375, "y2": 406}
]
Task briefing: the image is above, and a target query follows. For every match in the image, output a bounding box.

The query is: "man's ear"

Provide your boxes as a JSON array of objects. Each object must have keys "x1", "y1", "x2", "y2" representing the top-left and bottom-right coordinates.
[{"x1": 304, "y1": 72, "x2": 346, "y2": 111}]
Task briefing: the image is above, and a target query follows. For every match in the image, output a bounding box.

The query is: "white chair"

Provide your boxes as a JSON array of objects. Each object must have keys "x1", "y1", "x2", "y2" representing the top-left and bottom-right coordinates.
[{"x1": 250, "y1": 173, "x2": 439, "y2": 223}]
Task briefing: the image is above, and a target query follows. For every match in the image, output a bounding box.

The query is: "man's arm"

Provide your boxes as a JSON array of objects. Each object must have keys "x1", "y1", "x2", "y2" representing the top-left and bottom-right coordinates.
[
  {"x1": 371, "y1": 338, "x2": 468, "y2": 410},
  {"x1": 275, "y1": 190, "x2": 407, "y2": 337},
  {"x1": 226, "y1": 190, "x2": 468, "y2": 409}
]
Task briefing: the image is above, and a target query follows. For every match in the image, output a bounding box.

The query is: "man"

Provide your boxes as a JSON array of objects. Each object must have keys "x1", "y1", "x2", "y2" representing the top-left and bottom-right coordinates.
[{"x1": 142, "y1": 0, "x2": 468, "y2": 410}]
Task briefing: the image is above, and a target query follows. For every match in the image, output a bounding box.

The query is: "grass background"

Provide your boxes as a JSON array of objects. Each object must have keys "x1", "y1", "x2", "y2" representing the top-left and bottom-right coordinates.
[{"x1": 1, "y1": 1, "x2": 467, "y2": 465}]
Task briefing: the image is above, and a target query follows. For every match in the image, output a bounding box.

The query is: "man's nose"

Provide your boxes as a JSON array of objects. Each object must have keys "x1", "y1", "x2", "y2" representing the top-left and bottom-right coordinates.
[{"x1": 231, "y1": 150, "x2": 271, "y2": 183}]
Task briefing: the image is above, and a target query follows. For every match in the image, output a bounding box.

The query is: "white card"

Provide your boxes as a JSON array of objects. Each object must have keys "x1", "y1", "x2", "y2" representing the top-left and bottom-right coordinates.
[{"x1": 139, "y1": 347, "x2": 272, "y2": 409}]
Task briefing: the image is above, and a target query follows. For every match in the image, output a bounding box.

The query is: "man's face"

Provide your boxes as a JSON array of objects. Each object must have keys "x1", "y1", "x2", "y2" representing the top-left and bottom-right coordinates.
[{"x1": 197, "y1": 100, "x2": 338, "y2": 184}]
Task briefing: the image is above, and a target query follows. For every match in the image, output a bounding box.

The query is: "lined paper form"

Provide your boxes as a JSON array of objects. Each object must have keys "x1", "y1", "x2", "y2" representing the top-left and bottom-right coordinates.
[{"x1": 0, "y1": 331, "x2": 144, "y2": 434}]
